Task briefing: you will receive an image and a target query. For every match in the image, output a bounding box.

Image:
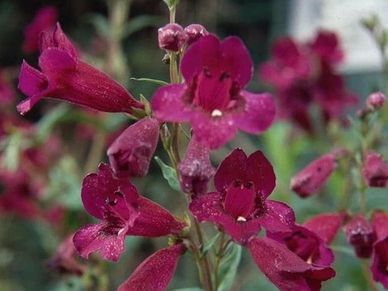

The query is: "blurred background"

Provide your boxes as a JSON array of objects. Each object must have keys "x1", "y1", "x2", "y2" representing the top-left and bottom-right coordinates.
[{"x1": 0, "y1": 0, "x2": 387, "y2": 290}]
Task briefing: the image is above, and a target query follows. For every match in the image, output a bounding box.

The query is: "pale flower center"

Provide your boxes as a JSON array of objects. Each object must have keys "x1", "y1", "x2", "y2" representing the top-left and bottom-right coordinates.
[{"x1": 211, "y1": 109, "x2": 223, "y2": 117}]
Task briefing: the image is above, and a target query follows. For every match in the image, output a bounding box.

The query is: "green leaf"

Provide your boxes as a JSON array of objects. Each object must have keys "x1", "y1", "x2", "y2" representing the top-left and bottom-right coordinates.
[
  {"x1": 172, "y1": 288, "x2": 203, "y2": 291},
  {"x1": 36, "y1": 104, "x2": 70, "y2": 141},
  {"x1": 201, "y1": 233, "x2": 221, "y2": 256},
  {"x1": 217, "y1": 243, "x2": 242, "y2": 291},
  {"x1": 87, "y1": 13, "x2": 110, "y2": 36},
  {"x1": 47, "y1": 156, "x2": 82, "y2": 210},
  {"x1": 154, "y1": 156, "x2": 180, "y2": 191},
  {"x1": 2, "y1": 131, "x2": 24, "y2": 171},
  {"x1": 130, "y1": 77, "x2": 168, "y2": 86}
]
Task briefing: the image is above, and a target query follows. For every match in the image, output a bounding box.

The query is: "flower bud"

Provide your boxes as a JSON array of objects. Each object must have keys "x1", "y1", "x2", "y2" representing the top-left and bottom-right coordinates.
[
  {"x1": 178, "y1": 137, "x2": 215, "y2": 195},
  {"x1": 362, "y1": 151, "x2": 388, "y2": 188},
  {"x1": 184, "y1": 24, "x2": 208, "y2": 45},
  {"x1": 344, "y1": 215, "x2": 377, "y2": 258},
  {"x1": 158, "y1": 23, "x2": 187, "y2": 52},
  {"x1": 107, "y1": 118, "x2": 160, "y2": 178},
  {"x1": 366, "y1": 91, "x2": 385, "y2": 110},
  {"x1": 290, "y1": 153, "x2": 337, "y2": 198}
]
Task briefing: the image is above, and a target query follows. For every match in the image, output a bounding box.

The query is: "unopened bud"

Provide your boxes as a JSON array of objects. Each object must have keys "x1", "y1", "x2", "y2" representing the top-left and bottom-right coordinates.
[
  {"x1": 158, "y1": 23, "x2": 187, "y2": 52},
  {"x1": 366, "y1": 91, "x2": 385, "y2": 110},
  {"x1": 184, "y1": 24, "x2": 209, "y2": 45},
  {"x1": 344, "y1": 215, "x2": 377, "y2": 258}
]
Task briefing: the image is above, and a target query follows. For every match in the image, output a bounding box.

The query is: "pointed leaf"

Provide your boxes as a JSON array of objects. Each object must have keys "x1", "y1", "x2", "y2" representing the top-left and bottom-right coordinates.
[
  {"x1": 217, "y1": 243, "x2": 242, "y2": 291},
  {"x1": 155, "y1": 156, "x2": 180, "y2": 191}
]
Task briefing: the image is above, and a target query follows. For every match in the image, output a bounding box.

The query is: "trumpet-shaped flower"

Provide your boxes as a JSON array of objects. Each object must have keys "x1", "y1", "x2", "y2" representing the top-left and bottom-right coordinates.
[
  {"x1": 190, "y1": 149, "x2": 294, "y2": 245},
  {"x1": 18, "y1": 23, "x2": 143, "y2": 115},
  {"x1": 73, "y1": 164, "x2": 185, "y2": 262},
  {"x1": 152, "y1": 35, "x2": 275, "y2": 149}
]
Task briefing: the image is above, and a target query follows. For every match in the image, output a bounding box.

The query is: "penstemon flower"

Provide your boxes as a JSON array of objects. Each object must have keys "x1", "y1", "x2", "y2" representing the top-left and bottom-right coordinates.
[
  {"x1": 18, "y1": 23, "x2": 144, "y2": 115},
  {"x1": 152, "y1": 35, "x2": 276, "y2": 149},
  {"x1": 73, "y1": 164, "x2": 186, "y2": 262}
]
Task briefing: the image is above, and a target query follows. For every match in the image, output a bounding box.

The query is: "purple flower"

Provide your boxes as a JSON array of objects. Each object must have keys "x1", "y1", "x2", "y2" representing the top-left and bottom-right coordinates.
[
  {"x1": 190, "y1": 148, "x2": 295, "y2": 245},
  {"x1": 22, "y1": 5, "x2": 58, "y2": 54},
  {"x1": 158, "y1": 23, "x2": 187, "y2": 52},
  {"x1": 18, "y1": 23, "x2": 143, "y2": 115},
  {"x1": 184, "y1": 24, "x2": 209, "y2": 45},
  {"x1": 73, "y1": 164, "x2": 186, "y2": 262},
  {"x1": 371, "y1": 211, "x2": 388, "y2": 288},
  {"x1": 268, "y1": 224, "x2": 334, "y2": 266},
  {"x1": 291, "y1": 153, "x2": 337, "y2": 198},
  {"x1": 362, "y1": 151, "x2": 388, "y2": 188},
  {"x1": 152, "y1": 35, "x2": 275, "y2": 149},
  {"x1": 344, "y1": 215, "x2": 377, "y2": 258},
  {"x1": 260, "y1": 37, "x2": 311, "y2": 89},
  {"x1": 248, "y1": 237, "x2": 335, "y2": 291},
  {"x1": 303, "y1": 212, "x2": 345, "y2": 244},
  {"x1": 260, "y1": 31, "x2": 357, "y2": 133},
  {"x1": 177, "y1": 137, "x2": 215, "y2": 195},
  {"x1": 117, "y1": 243, "x2": 185, "y2": 291},
  {"x1": 309, "y1": 30, "x2": 344, "y2": 65},
  {"x1": 107, "y1": 117, "x2": 160, "y2": 178}
]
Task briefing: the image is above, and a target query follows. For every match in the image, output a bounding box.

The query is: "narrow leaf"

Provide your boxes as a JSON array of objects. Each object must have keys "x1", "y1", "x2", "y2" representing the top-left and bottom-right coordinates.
[
  {"x1": 154, "y1": 156, "x2": 180, "y2": 191},
  {"x1": 201, "y1": 233, "x2": 221, "y2": 256},
  {"x1": 217, "y1": 243, "x2": 242, "y2": 291},
  {"x1": 130, "y1": 77, "x2": 168, "y2": 86}
]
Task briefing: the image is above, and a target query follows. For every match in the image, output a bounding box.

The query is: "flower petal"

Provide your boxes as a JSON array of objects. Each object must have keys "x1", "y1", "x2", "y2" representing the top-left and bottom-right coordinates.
[
  {"x1": 303, "y1": 213, "x2": 344, "y2": 244},
  {"x1": 237, "y1": 91, "x2": 276, "y2": 135},
  {"x1": 180, "y1": 34, "x2": 221, "y2": 83},
  {"x1": 220, "y1": 36, "x2": 253, "y2": 87},
  {"x1": 117, "y1": 244, "x2": 185, "y2": 291},
  {"x1": 73, "y1": 222, "x2": 128, "y2": 262},
  {"x1": 190, "y1": 111, "x2": 238, "y2": 149},
  {"x1": 371, "y1": 237, "x2": 388, "y2": 289},
  {"x1": 127, "y1": 197, "x2": 186, "y2": 237},
  {"x1": 257, "y1": 200, "x2": 295, "y2": 233},
  {"x1": 151, "y1": 83, "x2": 191, "y2": 122},
  {"x1": 246, "y1": 150, "x2": 276, "y2": 198},
  {"x1": 214, "y1": 148, "x2": 248, "y2": 191},
  {"x1": 248, "y1": 237, "x2": 335, "y2": 291},
  {"x1": 81, "y1": 163, "x2": 138, "y2": 220}
]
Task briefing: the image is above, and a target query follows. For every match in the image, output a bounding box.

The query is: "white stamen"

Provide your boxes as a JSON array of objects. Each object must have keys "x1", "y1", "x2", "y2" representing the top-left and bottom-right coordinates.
[
  {"x1": 211, "y1": 109, "x2": 223, "y2": 117},
  {"x1": 237, "y1": 216, "x2": 247, "y2": 222}
]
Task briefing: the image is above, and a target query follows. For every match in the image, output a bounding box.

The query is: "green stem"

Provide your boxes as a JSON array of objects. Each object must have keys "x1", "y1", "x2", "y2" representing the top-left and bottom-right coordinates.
[{"x1": 193, "y1": 219, "x2": 214, "y2": 291}]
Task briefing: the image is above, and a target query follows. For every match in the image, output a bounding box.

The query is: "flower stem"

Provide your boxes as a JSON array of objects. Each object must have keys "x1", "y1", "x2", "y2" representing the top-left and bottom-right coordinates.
[{"x1": 193, "y1": 218, "x2": 214, "y2": 291}]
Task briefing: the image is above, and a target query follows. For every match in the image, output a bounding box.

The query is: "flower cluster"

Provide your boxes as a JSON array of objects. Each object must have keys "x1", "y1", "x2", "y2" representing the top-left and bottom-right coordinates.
[{"x1": 260, "y1": 30, "x2": 358, "y2": 133}]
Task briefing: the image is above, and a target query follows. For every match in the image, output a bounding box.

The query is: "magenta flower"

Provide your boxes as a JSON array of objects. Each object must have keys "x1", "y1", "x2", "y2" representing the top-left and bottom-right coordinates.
[
  {"x1": 362, "y1": 151, "x2": 388, "y2": 188},
  {"x1": 107, "y1": 117, "x2": 160, "y2": 178},
  {"x1": 22, "y1": 5, "x2": 58, "y2": 54},
  {"x1": 152, "y1": 35, "x2": 275, "y2": 149},
  {"x1": 371, "y1": 211, "x2": 388, "y2": 288},
  {"x1": 177, "y1": 137, "x2": 215, "y2": 195},
  {"x1": 291, "y1": 153, "x2": 337, "y2": 198},
  {"x1": 260, "y1": 37, "x2": 311, "y2": 89},
  {"x1": 309, "y1": 30, "x2": 344, "y2": 65},
  {"x1": 18, "y1": 23, "x2": 143, "y2": 115},
  {"x1": 303, "y1": 212, "x2": 345, "y2": 244},
  {"x1": 190, "y1": 149, "x2": 295, "y2": 245},
  {"x1": 117, "y1": 243, "x2": 185, "y2": 291},
  {"x1": 260, "y1": 31, "x2": 357, "y2": 133},
  {"x1": 268, "y1": 225, "x2": 334, "y2": 266},
  {"x1": 248, "y1": 237, "x2": 335, "y2": 291},
  {"x1": 73, "y1": 164, "x2": 186, "y2": 261},
  {"x1": 344, "y1": 215, "x2": 377, "y2": 258},
  {"x1": 184, "y1": 24, "x2": 209, "y2": 45}
]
